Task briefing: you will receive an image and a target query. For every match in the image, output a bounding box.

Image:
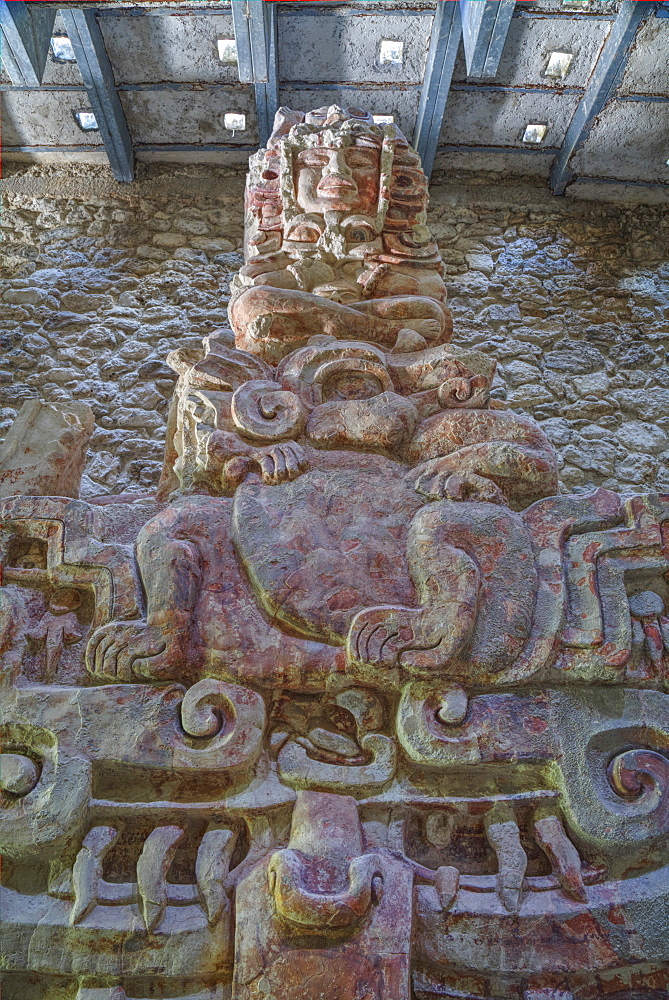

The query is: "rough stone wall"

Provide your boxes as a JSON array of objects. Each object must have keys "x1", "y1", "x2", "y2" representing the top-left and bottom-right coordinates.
[{"x1": 2, "y1": 163, "x2": 668, "y2": 498}]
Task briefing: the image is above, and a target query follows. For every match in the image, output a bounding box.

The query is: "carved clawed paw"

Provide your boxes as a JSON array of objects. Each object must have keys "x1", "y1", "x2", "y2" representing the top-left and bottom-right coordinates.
[
  {"x1": 416, "y1": 468, "x2": 506, "y2": 505},
  {"x1": 347, "y1": 606, "x2": 417, "y2": 670},
  {"x1": 221, "y1": 441, "x2": 309, "y2": 490},
  {"x1": 85, "y1": 619, "x2": 195, "y2": 682},
  {"x1": 347, "y1": 605, "x2": 460, "y2": 675}
]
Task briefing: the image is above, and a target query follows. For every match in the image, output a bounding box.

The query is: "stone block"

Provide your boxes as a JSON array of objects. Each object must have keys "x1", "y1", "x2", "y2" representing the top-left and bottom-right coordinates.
[{"x1": 0, "y1": 399, "x2": 94, "y2": 498}]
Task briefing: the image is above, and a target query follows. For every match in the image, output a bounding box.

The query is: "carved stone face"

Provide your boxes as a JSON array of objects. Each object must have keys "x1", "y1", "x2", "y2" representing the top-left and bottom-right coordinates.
[{"x1": 294, "y1": 145, "x2": 380, "y2": 216}]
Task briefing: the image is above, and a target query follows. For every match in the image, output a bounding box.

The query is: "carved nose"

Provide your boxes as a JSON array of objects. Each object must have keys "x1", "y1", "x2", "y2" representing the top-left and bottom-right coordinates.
[{"x1": 322, "y1": 150, "x2": 353, "y2": 181}]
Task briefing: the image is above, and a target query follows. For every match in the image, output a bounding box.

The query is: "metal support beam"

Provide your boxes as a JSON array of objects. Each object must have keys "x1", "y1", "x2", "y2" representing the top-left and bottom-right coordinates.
[
  {"x1": 0, "y1": 0, "x2": 56, "y2": 86},
  {"x1": 231, "y1": 0, "x2": 279, "y2": 147},
  {"x1": 459, "y1": 0, "x2": 516, "y2": 79},
  {"x1": 413, "y1": 1, "x2": 461, "y2": 178},
  {"x1": 60, "y1": 8, "x2": 134, "y2": 183},
  {"x1": 549, "y1": 0, "x2": 653, "y2": 196}
]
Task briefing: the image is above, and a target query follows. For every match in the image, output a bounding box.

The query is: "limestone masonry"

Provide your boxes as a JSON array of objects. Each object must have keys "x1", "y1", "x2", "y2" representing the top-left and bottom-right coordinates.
[{"x1": 2, "y1": 162, "x2": 668, "y2": 499}]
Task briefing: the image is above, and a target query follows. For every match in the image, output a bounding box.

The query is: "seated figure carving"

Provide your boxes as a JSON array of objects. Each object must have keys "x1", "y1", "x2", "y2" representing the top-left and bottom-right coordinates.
[
  {"x1": 85, "y1": 107, "x2": 558, "y2": 692},
  {"x1": 229, "y1": 105, "x2": 452, "y2": 364}
]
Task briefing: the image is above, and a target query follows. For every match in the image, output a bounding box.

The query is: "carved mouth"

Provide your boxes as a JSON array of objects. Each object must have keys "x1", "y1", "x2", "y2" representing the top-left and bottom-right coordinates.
[{"x1": 317, "y1": 178, "x2": 357, "y2": 196}]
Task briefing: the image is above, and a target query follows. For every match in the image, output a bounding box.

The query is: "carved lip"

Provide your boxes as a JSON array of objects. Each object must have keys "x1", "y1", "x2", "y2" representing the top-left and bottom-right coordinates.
[{"x1": 317, "y1": 177, "x2": 357, "y2": 196}]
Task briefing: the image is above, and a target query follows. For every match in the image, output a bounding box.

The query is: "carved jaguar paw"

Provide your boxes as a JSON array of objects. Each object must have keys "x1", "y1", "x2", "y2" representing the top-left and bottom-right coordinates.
[
  {"x1": 416, "y1": 468, "x2": 506, "y2": 505},
  {"x1": 346, "y1": 605, "x2": 423, "y2": 670},
  {"x1": 400, "y1": 318, "x2": 443, "y2": 343},
  {"x1": 347, "y1": 605, "x2": 473, "y2": 677},
  {"x1": 85, "y1": 616, "x2": 196, "y2": 682}
]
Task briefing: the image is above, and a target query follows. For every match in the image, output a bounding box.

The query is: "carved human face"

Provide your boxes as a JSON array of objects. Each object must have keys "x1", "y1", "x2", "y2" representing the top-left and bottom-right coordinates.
[{"x1": 295, "y1": 145, "x2": 380, "y2": 215}]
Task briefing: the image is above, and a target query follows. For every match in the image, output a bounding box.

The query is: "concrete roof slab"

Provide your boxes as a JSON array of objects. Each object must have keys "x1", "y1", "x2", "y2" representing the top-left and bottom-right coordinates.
[
  {"x1": 119, "y1": 86, "x2": 257, "y2": 145},
  {"x1": 452, "y1": 15, "x2": 609, "y2": 89},
  {"x1": 1, "y1": 0, "x2": 666, "y2": 199},
  {"x1": 1, "y1": 90, "x2": 103, "y2": 146},
  {"x1": 439, "y1": 88, "x2": 581, "y2": 148},
  {"x1": 573, "y1": 99, "x2": 669, "y2": 183},
  {"x1": 278, "y1": 87, "x2": 420, "y2": 137},
  {"x1": 278, "y1": 13, "x2": 433, "y2": 84},
  {"x1": 99, "y1": 12, "x2": 238, "y2": 85},
  {"x1": 434, "y1": 147, "x2": 552, "y2": 178},
  {"x1": 135, "y1": 148, "x2": 253, "y2": 166},
  {"x1": 511, "y1": 1, "x2": 619, "y2": 15},
  {"x1": 618, "y1": 19, "x2": 669, "y2": 96}
]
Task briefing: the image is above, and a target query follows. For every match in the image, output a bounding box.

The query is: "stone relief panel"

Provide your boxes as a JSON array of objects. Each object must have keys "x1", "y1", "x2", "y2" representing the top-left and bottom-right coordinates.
[{"x1": 1, "y1": 107, "x2": 668, "y2": 1000}]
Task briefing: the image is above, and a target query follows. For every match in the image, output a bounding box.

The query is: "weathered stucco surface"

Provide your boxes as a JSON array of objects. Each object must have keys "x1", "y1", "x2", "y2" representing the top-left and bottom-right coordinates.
[{"x1": 2, "y1": 163, "x2": 667, "y2": 500}]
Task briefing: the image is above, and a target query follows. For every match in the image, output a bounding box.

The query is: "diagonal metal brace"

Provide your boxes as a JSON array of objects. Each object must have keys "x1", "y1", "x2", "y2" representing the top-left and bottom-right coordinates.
[
  {"x1": 550, "y1": 0, "x2": 655, "y2": 196},
  {"x1": 460, "y1": 0, "x2": 516, "y2": 79},
  {"x1": 60, "y1": 7, "x2": 134, "y2": 183},
  {"x1": 413, "y1": 1, "x2": 462, "y2": 178},
  {"x1": 0, "y1": 0, "x2": 56, "y2": 87}
]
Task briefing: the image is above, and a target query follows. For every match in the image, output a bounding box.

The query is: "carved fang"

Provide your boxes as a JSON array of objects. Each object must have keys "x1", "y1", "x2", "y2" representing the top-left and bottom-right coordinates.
[{"x1": 136, "y1": 826, "x2": 184, "y2": 932}]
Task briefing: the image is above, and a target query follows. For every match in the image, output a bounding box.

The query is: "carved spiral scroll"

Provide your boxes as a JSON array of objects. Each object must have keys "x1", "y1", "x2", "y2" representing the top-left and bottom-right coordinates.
[
  {"x1": 608, "y1": 748, "x2": 669, "y2": 828},
  {"x1": 176, "y1": 679, "x2": 266, "y2": 774},
  {"x1": 181, "y1": 678, "x2": 229, "y2": 738},
  {"x1": 0, "y1": 725, "x2": 91, "y2": 859},
  {"x1": 231, "y1": 379, "x2": 308, "y2": 442}
]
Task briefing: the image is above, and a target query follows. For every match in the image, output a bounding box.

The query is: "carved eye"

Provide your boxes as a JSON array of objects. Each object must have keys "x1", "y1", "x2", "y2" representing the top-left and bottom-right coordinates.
[
  {"x1": 346, "y1": 226, "x2": 375, "y2": 244},
  {"x1": 321, "y1": 370, "x2": 384, "y2": 402},
  {"x1": 347, "y1": 150, "x2": 377, "y2": 169},
  {"x1": 298, "y1": 151, "x2": 329, "y2": 168},
  {"x1": 287, "y1": 225, "x2": 320, "y2": 243}
]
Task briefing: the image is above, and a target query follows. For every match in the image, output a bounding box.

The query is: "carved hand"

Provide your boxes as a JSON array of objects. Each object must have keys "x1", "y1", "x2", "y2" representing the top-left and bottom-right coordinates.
[
  {"x1": 252, "y1": 441, "x2": 309, "y2": 486},
  {"x1": 208, "y1": 431, "x2": 309, "y2": 490},
  {"x1": 239, "y1": 252, "x2": 298, "y2": 288}
]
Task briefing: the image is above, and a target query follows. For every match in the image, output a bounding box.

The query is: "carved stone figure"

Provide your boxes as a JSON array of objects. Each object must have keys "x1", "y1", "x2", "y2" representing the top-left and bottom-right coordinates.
[
  {"x1": 230, "y1": 106, "x2": 452, "y2": 364},
  {"x1": 1, "y1": 107, "x2": 667, "y2": 1000}
]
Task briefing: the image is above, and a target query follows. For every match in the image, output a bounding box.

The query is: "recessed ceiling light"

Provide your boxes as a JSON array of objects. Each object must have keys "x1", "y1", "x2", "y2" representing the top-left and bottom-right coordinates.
[
  {"x1": 562, "y1": 0, "x2": 590, "y2": 8},
  {"x1": 544, "y1": 51, "x2": 573, "y2": 79},
  {"x1": 522, "y1": 122, "x2": 548, "y2": 144},
  {"x1": 379, "y1": 40, "x2": 404, "y2": 66},
  {"x1": 51, "y1": 35, "x2": 76, "y2": 62},
  {"x1": 217, "y1": 38, "x2": 237, "y2": 64},
  {"x1": 224, "y1": 112, "x2": 246, "y2": 132},
  {"x1": 372, "y1": 114, "x2": 395, "y2": 124},
  {"x1": 74, "y1": 111, "x2": 98, "y2": 132}
]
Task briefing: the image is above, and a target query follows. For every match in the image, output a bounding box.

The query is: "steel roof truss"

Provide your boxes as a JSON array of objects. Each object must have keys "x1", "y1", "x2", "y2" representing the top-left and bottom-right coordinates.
[
  {"x1": 0, "y1": 0, "x2": 56, "y2": 87},
  {"x1": 413, "y1": 1, "x2": 462, "y2": 179},
  {"x1": 231, "y1": 0, "x2": 279, "y2": 147},
  {"x1": 460, "y1": 0, "x2": 516, "y2": 80}
]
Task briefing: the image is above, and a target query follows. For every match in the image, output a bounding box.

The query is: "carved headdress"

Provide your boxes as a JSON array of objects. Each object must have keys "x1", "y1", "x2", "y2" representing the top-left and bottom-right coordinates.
[{"x1": 243, "y1": 105, "x2": 441, "y2": 267}]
